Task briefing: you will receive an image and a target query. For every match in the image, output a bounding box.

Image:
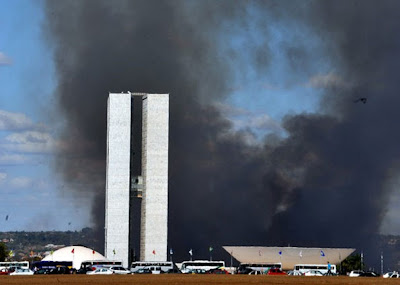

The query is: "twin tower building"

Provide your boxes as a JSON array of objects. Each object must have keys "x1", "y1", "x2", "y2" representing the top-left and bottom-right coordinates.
[{"x1": 104, "y1": 92, "x2": 169, "y2": 267}]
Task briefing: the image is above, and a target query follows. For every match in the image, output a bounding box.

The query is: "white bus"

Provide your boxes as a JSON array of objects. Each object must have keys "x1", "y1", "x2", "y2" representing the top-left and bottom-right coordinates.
[
  {"x1": 237, "y1": 263, "x2": 282, "y2": 274},
  {"x1": 294, "y1": 264, "x2": 336, "y2": 275},
  {"x1": 0, "y1": 261, "x2": 29, "y2": 270},
  {"x1": 130, "y1": 261, "x2": 175, "y2": 273},
  {"x1": 80, "y1": 260, "x2": 122, "y2": 270},
  {"x1": 180, "y1": 260, "x2": 225, "y2": 273}
]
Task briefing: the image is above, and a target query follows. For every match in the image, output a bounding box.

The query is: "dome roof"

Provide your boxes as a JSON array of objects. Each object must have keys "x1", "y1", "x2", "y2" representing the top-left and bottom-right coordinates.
[{"x1": 42, "y1": 245, "x2": 107, "y2": 269}]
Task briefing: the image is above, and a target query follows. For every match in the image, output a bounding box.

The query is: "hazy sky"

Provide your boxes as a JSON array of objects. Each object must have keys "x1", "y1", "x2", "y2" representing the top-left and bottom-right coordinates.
[
  {"x1": 1, "y1": 0, "x2": 399, "y2": 240},
  {"x1": 0, "y1": 0, "x2": 91, "y2": 231}
]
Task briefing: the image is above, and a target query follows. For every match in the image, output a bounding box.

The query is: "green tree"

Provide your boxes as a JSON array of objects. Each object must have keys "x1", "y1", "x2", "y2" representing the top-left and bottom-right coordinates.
[
  {"x1": 0, "y1": 243, "x2": 8, "y2": 262},
  {"x1": 341, "y1": 254, "x2": 365, "y2": 274}
]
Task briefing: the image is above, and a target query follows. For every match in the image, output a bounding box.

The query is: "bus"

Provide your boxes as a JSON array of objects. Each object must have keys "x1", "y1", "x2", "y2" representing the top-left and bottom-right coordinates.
[
  {"x1": 80, "y1": 260, "x2": 122, "y2": 270},
  {"x1": 294, "y1": 264, "x2": 337, "y2": 275},
  {"x1": 0, "y1": 261, "x2": 29, "y2": 270},
  {"x1": 180, "y1": 260, "x2": 225, "y2": 273},
  {"x1": 32, "y1": 260, "x2": 72, "y2": 269},
  {"x1": 130, "y1": 261, "x2": 175, "y2": 273},
  {"x1": 237, "y1": 263, "x2": 282, "y2": 274}
]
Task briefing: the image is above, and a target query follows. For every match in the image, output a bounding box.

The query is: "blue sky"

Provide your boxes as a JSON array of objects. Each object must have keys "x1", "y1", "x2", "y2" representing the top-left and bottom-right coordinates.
[
  {"x1": 0, "y1": 0, "x2": 91, "y2": 231},
  {"x1": 0, "y1": 0, "x2": 399, "y2": 234}
]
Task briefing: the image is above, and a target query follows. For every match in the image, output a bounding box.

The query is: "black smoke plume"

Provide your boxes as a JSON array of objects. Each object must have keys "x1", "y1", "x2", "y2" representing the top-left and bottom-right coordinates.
[{"x1": 44, "y1": 0, "x2": 400, "y2": 267}]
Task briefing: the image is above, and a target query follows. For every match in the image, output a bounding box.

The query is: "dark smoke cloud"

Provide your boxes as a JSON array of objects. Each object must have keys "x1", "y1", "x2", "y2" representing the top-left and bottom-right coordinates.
[{"x1": 44, "y1": 0, "x2": 400, "y2": 267}]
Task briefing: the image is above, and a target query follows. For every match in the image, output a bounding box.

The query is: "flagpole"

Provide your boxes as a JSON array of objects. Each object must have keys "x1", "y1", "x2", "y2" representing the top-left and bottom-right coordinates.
[
  {"x1": 72, "y1": 248, "x2": 75, "y2": 269},
  {"x1": 360, "y1": 251, "x2": 363, "y2": 271}
]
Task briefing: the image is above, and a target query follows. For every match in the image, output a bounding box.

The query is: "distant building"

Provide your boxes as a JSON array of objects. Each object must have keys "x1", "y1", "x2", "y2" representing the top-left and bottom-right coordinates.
[{"x1": 223, "y1": 246, "x2": 355, "y2": 270}]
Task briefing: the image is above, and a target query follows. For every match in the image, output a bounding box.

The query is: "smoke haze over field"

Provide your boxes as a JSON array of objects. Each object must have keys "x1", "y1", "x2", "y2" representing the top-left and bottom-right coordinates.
[{"x1": 44, "y1": 0, "x2": 400, "y2": 265}]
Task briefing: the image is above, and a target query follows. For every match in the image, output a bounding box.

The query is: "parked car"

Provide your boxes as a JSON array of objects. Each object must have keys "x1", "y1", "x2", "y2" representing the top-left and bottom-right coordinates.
[
  {"x1": 7, "y1": 266, "x2": 21, "y2": 273},
  {"x1": 131, "y1": 268, "x2": 152, "y2": 274},
  {"x1": 9, "y1": 268, "x2": 34, "y2": 276},
  {"x1": 34, "y1": 268, "x2": 51, "y2": 274},
  {"x1": 248, "y1": 270, "x2": 263, "y2": 275},
  {"x1": 236, "y1": 268, "x2": 252, "y2": 274},
  {"x1": 287, "y1": 270, "x2": 303, "y2": 276},
  {"x1": 304, "y1": 270, "x2": 323, "y2": 276},
  {"x1": 267, "y1": 268, "x2": 287, "y2": 275},
  {"x1": 108, "y1": 266, "x2": 131, "y2": 275},
  {"x1": 349, "y1": 270, "x2": 364, "y2": 277},
  {"x1": 48, "y1": 266, "x2": 71, "y2": 274},
  {"x1": 87, "y1": 268, "x2": 113, "y2": 275},
  {"x1": 361, "y1": 271, "x2": 379, "y2": 277},
  {"x1": 207, "y1": 268, "x2": 230, "y2": 274},
  {"x1": 383, "y1": 271, "x2": 400, "y2": 278},
  {"x1": 76, "y1": 267, "x2": 93, "y2": 274}
]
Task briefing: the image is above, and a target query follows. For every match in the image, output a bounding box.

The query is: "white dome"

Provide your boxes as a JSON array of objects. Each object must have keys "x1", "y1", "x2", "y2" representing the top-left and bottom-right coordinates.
[{"x1": 42, "y1": 245, "x2": 107, "y2": 269}]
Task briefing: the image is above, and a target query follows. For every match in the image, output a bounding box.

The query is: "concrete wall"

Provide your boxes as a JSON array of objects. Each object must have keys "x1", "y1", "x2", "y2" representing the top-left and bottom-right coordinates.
[
  {"x1": 105, "y1": 93, "x2": 131, "y2": 267},
  {"x1": 140, "y1": 94, "x2": 169, "y2": 261}
]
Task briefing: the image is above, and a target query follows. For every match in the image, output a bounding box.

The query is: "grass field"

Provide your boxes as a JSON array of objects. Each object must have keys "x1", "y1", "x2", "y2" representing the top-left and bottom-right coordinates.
[{"x1": 0, "y1": 275, "x2": 399, "y2": 285}]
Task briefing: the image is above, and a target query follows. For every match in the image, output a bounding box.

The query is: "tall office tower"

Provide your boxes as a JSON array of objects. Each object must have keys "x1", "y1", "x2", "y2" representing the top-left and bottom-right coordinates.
[
  {"x1": 140, "y1": 94, "x2": 169, "y2": 261},
  {"x1": 105, "y1": 93, "x2": 132, "y2": 267},
  {"x1": 105, "y1": 92, "x2": 169, "y2": 266}
]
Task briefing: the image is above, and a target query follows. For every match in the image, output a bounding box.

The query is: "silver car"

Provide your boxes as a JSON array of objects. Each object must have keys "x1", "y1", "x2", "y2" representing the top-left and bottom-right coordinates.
[
  {"x1": 87, "y1": 267, "x2": 113, "y2": 275},
  {"x1": 9, "y1": 268, "x2": 34, "y2": 276},
  {"x1": 109, "y1": 266, "x2": 131, "y2": 275}
]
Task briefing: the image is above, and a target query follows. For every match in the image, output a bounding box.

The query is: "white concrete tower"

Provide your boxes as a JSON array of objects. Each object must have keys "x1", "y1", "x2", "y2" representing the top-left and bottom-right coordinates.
[
  {"x1": 105, "y1": 93, "x2": 131, "y2": 267},
  {"x1": 140, "y1": 94, "x2": 169, "y2": 261}
]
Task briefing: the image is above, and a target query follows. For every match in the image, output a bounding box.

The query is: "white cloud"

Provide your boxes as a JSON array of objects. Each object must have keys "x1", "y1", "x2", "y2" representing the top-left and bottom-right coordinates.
[
  {"x1": 3, "y1": 131, "x2": 55, "y2": 153},
  {"x1": 233, "y1": 113, "x2": 283, "y2": 132},
  {"x1": 212, "y1": 102, "x2": 284, "y2": 140},
  {"x1": 9, "y1": 177, "x2": 33, "y2": 189},
  {"x1": 0, "y1": 153, "x2": 30, "y2": 165},
  {"x1": 213, "y1": 102, "x2": 251, "y2": 117},
  {"x1": 247, "y1": 114, "x2": 283, "y2": 131},
  {"x1": 0, "y1": 110, "x2": 37, "y2": 131},
  {"x1": 306, "y1": 72, "x2": 352, "y2": 89},
  {"x1": 0, "y1": 172, "x2": 7, "y2": 183},
  {"x1": 0, "y1": 52, "x2": 12, "y2": 65}
]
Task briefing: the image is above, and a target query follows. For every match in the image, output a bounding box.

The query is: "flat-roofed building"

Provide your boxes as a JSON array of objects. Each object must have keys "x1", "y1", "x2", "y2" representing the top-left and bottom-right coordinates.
[{"x1": 223, "y1": 246, "x2": 355, "y2": 270}]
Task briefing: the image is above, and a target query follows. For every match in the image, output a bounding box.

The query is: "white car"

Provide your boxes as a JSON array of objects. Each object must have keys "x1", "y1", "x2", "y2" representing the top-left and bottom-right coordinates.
[
  {"x1": 287, "y1": 270, "x2": 303, "y2": 276},
  {"x1": 87, "y1": 267, "x2": 113, "y2": 275},
  {"x1": 109, "y1": 266, "x2": 131, "y2": 275},
  {"x1": 9, "y1": 268, "x2": 34, "y2": 276},
  {"x1": 304, "y1": 270, "x2": 323, "y2": 276},
  {"x1": 349, "y1": 270, "x2": 364, "y2": 277},
  {"x1": 248, "y1": 270, "x2": 263, "y2": 275},
  {"x1": 383, "y1": 271, "x2": 400, "y2": 278}
]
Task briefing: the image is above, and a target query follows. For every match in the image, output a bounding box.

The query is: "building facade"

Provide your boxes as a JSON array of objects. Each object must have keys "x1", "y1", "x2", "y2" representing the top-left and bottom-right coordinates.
[
  {"x1": 105, "y1": 93, "x2": 132, "y2": 267},
  {"x1": 140, "y1": 94, "x2": 169, "y2": 261},
  {"x1": 105, "y1": 92, "x2": 169, "y2": 267}
]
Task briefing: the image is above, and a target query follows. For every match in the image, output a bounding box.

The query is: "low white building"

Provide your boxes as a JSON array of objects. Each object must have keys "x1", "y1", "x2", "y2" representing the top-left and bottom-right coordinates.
[{"x1": 223, "y1": 246, "x2": 355, "y2": 270}]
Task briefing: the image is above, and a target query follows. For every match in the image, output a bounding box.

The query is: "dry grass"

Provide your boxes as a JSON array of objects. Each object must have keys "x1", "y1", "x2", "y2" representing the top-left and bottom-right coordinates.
[{"x1": 0, "y1": 275, "x2": 399, "y2": 285}]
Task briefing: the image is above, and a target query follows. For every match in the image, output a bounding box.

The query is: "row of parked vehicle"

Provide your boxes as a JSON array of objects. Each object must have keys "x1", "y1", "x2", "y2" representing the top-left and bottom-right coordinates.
[
  {"x1": 82, "y1": 266, "x2": 232, "y2": 275},
  {"x1": 349, "y1": 270, "x2": 400, "y2": 278},
  {"x1": 0, "y1": 267, "x2": 35, "y2": 276},
  {"x1": 8, "y1": 266, "x2": 230, "y2": 275}
]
